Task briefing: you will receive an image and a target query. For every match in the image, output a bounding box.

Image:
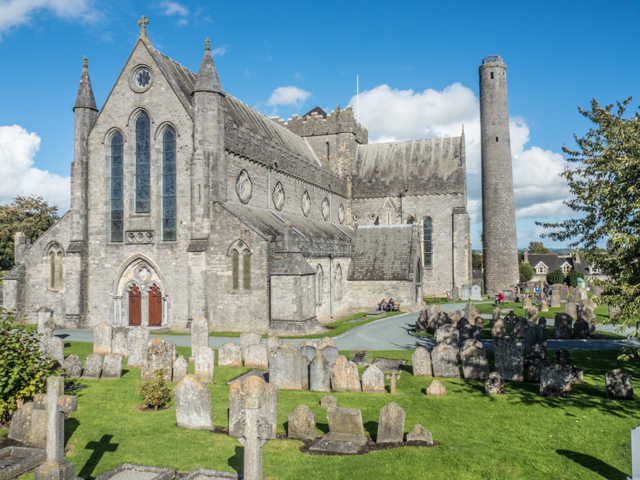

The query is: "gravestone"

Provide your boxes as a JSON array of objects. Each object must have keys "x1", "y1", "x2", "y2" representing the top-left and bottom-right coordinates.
[
  {"x1": 317, "y1": 337, "x2": 336, "y2": 350},
  {"x1": 570, "y1": 366, "x2": 584, "y2": 384},
  {"x1": 111, "y1": 332, "x2": 128, "y2": 358},
  {"x1": 195, "y1": 346, "x2": 215, "y2": 384},
  {"x1": 556, "y1": 349, "x2": 571, "y2": 366},
  {"x1": 102, "y1": 353, "x2": 123, "y2": 379},
  {"x1": 525, "y1": 324, "x2": 547, "y2": 364},
  {"x1": 460, "y1": 339, "x2": 489, "y2": 380},
  {"x1": 471, "y1": 285, "x2": 482, "y2": 301},
  {"x1": 411, "y1": 347, "x2": 432, "y2": 377},
  {"x1": 33, "y1": 376, "x2": 78, "y2": 480},
  {"x1": 330, "y1": 356, "x2": 361, "y2": 392},
  {"x1": 431, "y1": 344, "x2": 460, "y2": 378},
  {"x1": 94, "y1": 464, "x2": 176, "y2": 479},
  {"x1": 218, "y1": 342, "x2": 242, "y2": 367},
  {"x1": 174, "y1": 375, "x2": 214, "y2": 431},
  {"x1": 492, "y1": 307, "x2": 502, "y2": 324},
  {"x1": 591, "y1": 285, "x2": 602, "y2": 297},
  {"x1": 458, "y1": 318, "x2": 471, "y2": 344},
  {"x1": 415, "y1": 307, "x2": 428, "y2": 333},
  {"x1": 229, "y1": 375, "x2": 277, "y2": 439},
  {"x1": 270, "y1": 344, "x2": 303, "y2": 390},
  {"x1": 310, "y1": 352, "x2": 331, "y2": 392},
  {"x1": 553, "y1": 313, "x2": 573, "y2": 339},
  {"x1": 300, "y1": 345, "x2": 317, "y2": 363},
  {"x1": 126, "y1": 326, "x2": 149, "y2": 368},
  {"x1": 173, "y1": 355, "x2": 188, "y2": 383},
  {"x1": 577, "y1": 304, "x2": 597, "y2": 333},
  {"x1": 512, "y1": 316, "x2": 527, "y2": 338},
  {"x1": 8, "y1": 402, "x2": 47, "y2": 447},
  {"x1": 485, "y1": 372, "x2": 505, "y2": 394},
  {"x1": 426, "y1": 379, "x2": 446, "y2": 396},
  {"x1": 361, "y1": 365, "x2": 386, "y2": 393},
  {"x1": 464, "y1": 303, "x2": 480, "y2": 323},
  {"x1": 240, "y1": 332, "x2": 262, "y2": 355},
  {"x1": 235, "y1": 396, "x2": 270, "y2": 480},
  {"x1": 261, "y1": 335, "x2": 282, "y2": 355},
  {"x1": 37, "y1": 306, "x2": 54, "y2": 334},
  {"x1": 93, "y1": 322, "x2": 113, "y2": 355},
  {"x1": 605, "y1": 369, "x2": 634, "y2": 400},
  {"x1": 406, "y1": 424, "x2": 433, "y2": 443},
  {"x1": 525, "y1": 307, "x2": 538, "y2": 325},
  {"x1": 573, "y1": 319, "x2": 590, "y2": 339},
  {"x1": 191, "y1": 316, "x2": 209, "y2": 351},
  {"x1": 320, "y1": 346, "x2": 339, "y2": 366},
  {"x1": 504, "y1": 311, "x2": 516, "y2": 334},
  {"x1": 550, "y1": 293, "x2": 561, "y2": 308},
  {"x1": 527, "y1": 358, "x2": 551, "y2": 382},
  {"x1": 386, "y1": 372, "x2": 401, "y2": 394},
  {"x1": 491, "y1": 317, "x2": 506, "y2": 338},
  {"x1": 451, "y1": 286, "x2": 459, "y2": 301},
  {"x1": 244, "y1": 344, "x2": 269, "y2": 370},
  {"x1": 522, "y1": 297, "x2": 532, "y2": 309},
  {"x1": 426, "y1": 305, "x2": 443, "y2": 333},
  {"x1": 0, "y1": 445, "x2": 46, "y2": 480},
  {"x1": 142, "y1": 338, "x2": 174, "y2": 381},
  {"x1": 83, "y1": 354, "x2": 103, "y2": 379},
  {"x1": 301, "y1": 356, "x2": 310, "y2": 391},
  {"x1": 288, "y1": 405, "x2": 316, "y2": 441},
  {"x1": 630, "y1": 425, "x2": 640, "y2": 480},
  {"x1": 564, "y1": 302, "x2": 577, "y2": 319},
  {"x1": 41, "y1": 334, "x2": 64, "y2": 365},
  {"x1": 62, "y1": 354, "x2": 83, "y2": 378},
  {"x1": 540, "y1": 364, "x2": 571, "y2": 397},
  {"x1": 461, "y1": 284, "x2": 469, "y2": 301},
  {"x1": 309, "y1": 407, "x2": 367, "y2": 454},
  {"x1": 436, "y1": 311, "x2": 452, "y2": 330},
  {"x1": 494, "y1": 337, "x2": 524, "y2": 382},
  {"x1": 576, "y1": 287, "x2": 588, "y2": 301},
  {"x1": 377, "y1": 402, "x2": 405, "y2": 444},
  {"x1": 435, "y1": 324, "x2": 459, "y2": 347},
  {"x1": 448, "y1": 309, "x2": 462, "y2": 326}
]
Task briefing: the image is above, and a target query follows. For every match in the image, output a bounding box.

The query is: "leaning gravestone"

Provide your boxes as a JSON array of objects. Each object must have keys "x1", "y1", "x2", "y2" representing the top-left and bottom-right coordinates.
[
  {"x1": 406, "y1": 424, "x2": 433, "y2": 443},
  {"x1": 142, "y1": 338, "x2": 174, "y2": 381},
  {"x1": 460, "y1": 339, "x2": 489, "y2": 380},
  {"x1": 244, "y1": 344, "x2": 269, "y2": 370},
  {"x1": 553, "y1": 313, "x2": 573, "y2": 339},
  {"x1": 191, "y1": 316, "x2": 209, "y2": 351},
  {"x1": 606, "y1": 369, "x2": 634, "y2": 400},
  {"x1": 540, "y1": 364, "x2": 571, "y2": 397},
  {"x1": 93, "y1": 322, "x2": 113, "y2": 355},
  {"x1": 435, "y1": 324, "x2": 459, "y2": 347},
  {"x1": 229, "y1": 375, "x2": 278, "y2": 439},
  {"x1": 426, "y1": 379, "x2": 446, "y2": 396},
  {"x1": 195, "y1": 346, "x2": 215, "y2": 384},
  {"x1": 174, "y1": 375, "x2": 214, "y2": 431},
  {"x1": 270, "y1": 343, "x2": 303, "y2": 390},
  {"x1": 471, "y1": 285, "x2": 482, "y2": 301},
  {"x1": 494, "y1": 337, "x2": 524, "y2": 382},
  {"x1": 330, "y1": 356, "x2": 361, "y2": 392},
  {"x1": 309, "y1": 407, "x2": 367, "y2": 454},
  {"x1": 288, "y1": 405, "x2": 316, "y2": 441},
  {"x1": 320, "y1": 346, "x2": 339, "y2": 366},
  {"x1": 485, "y1": 372, "x2": 505, "y2": 394},
  {"x1": 102, "y1": 353, "x2": 123, "y2": 379},
  {"x1": 126, "y1": 326, "x2": 150, "y2": 368},
  {"x1": 431, "y1": 344, "x2": 460, "y2": 378},
  {"x1": 83, "y1": 354, "x2": 103, "y2": 379},
  {"x1": 111, "y1": 332, "x2": 128, "y2": 358},
  {"x1": 461, "y1": 284, "x2": 470, "y2": 301},
  {"x1": 310, "y1": 352, "x2": 331, "y2": 392},
  {"x1": 173, "y1": 355, "x2": 189, "y2": 383},
  {"x1": 218, "y1": 342, "x2": 242, "y2": 367},
  {"x1": 411, "y1": 347, "x2": 432, "y2": 377},
  {"x1": 361, "y1": 365, "x2": 386, "y2": 393},
  {"x1": 62, "y1": 354, "x2": 83, "y2": 378},
  {"x1": 8, "y1": 402, "x2": 47, "y2": 447},
  {"x1": 377, "y1": 402, "x2": 405, "y2": 444}
]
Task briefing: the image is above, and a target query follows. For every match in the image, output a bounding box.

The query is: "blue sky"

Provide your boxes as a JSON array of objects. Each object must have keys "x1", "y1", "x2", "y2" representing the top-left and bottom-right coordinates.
[{"x1": 0, "y1": 0, "x2": 639, "y2": 250}]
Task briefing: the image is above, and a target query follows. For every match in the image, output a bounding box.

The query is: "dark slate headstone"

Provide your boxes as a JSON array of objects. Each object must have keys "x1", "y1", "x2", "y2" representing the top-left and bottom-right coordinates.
[
  {"x1": 494, "y1": 337, "x2": 523, "y2": 382},
  {"x1": 573, "y1": 319, "x2": 590, "y2": 339},
  {"x1": 431, "y1": 344, "x2": 460, "y2": 378},
  {"x1": 605, "y1": 369, "x2": 634, "y2": 400},
  {"x1": 553, "y1": 313, "x2": 573, "y2": 339},
  {"x1": 460, "y1": 339, "x2": 489, "y2": 380},
  {"x1": 525, "y1": 324, "x2": 547, "y2": 364},
  {"x1": 504, "y1": 311, "x2": 517, "y2": 334},
  {"x1": 540, "y1": 364, "x2": 571, "y2": 397}
]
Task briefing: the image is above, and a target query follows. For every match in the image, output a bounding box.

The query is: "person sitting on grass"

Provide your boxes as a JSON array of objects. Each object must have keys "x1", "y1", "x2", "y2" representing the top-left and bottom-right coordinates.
[
  {"x1": 379, "y1": 299, "x2": 387, "y2": 311},
  {"x1": 387, "y1": 298, "x2": 395, "y2": 311}
]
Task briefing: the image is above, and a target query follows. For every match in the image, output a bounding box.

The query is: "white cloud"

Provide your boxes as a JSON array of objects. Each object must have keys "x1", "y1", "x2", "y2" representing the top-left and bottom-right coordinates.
[
  {"x1": 0, "y1": 125, "x2": 70, "y2": 211},
  {"x1": 0, "y1": 0, "x2": 95, "y2": 37},
  {"x1": 211, "y1": 45, "x2": 227, "y2": 57},
  {"x1": 267, "y1": 86, "x2": 311, "y2": 109},
  {"x1": 161, "y1": 1, "x2": 188, "y2": 16}
]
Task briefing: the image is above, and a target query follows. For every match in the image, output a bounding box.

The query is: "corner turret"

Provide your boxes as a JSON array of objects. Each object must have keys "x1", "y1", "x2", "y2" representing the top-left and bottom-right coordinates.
[
  {"x1": 193, "y1": 38, "x2": 224, "y2": 95},
  {"x1": 73, "y1": 56, "x2": 97, "y2": 112}
]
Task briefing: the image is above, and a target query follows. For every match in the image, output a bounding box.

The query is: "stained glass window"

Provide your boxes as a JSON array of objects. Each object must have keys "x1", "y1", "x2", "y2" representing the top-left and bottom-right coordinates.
[
  {"x1": 135, "y1": 113, "x2": 151, "y2": 213},
  {"x1": 162, "y1": 127, "x2": 177, "y2": 240},
  {"x1": 423, "y1": 217, "x2": 432, "y2": 268},
  {"x1": 110, "y1": 132, "x2": 124, "y2": 242}
]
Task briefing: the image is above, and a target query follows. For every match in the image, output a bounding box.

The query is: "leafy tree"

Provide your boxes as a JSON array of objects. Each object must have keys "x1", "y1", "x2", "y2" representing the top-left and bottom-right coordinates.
[
  {"x1": 519, "y1": 262, "x2": 534, "y2": 282},
  {"x1": 0, "y1": 196, "x2": 59, "y2": 270},
  {"x1": 547, "y1": 269, "x2": 565, "y2": 285},
  {"x1": 567, "y1": 269, "x2": 585, "y2": 288},
  {"x1": 472, "y1": 251, "x2": 483, "y2": 271},
  {"x1": 527, "y1": 241, "x2": 551, "y2": 254},
  {"x1": 538, "y1": 97, "x2": 640, "y2": 358}
]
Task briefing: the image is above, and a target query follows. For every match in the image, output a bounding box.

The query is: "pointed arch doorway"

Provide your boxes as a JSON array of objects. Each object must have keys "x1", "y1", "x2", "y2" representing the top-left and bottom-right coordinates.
[
  {"x1": 129, "y1": 285, "x2": 142, "y2": 326},
  {"x1": 148, "y1": 284, "x2": 163, "y2": 327}
]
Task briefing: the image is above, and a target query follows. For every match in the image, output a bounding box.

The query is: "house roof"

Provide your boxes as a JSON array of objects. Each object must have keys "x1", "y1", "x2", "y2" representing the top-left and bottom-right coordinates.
[{"x1": 524, "y1": 253, "x2": 590, "y2": 275}]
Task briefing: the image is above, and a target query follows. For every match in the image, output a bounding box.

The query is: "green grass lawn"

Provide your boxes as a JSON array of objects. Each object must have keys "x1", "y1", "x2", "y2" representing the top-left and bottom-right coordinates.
[{"x1": 10, "y1": 342, "x2": 640, "y2": 479}]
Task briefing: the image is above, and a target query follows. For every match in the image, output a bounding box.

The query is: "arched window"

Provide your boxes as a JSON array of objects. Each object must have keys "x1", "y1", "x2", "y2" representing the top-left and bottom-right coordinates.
[
  {"x1": 229, "y1": 241, "x2": 251, "y2": 291},
  {"x1": 49, "y1": 251, "x2": 56, "y2": 289},
  {"x1": 162, "y1": 127, "x2": 177, "y2": 240},
  {"x1": 48, "y1": 244, "x2": 64, "y2": 289},
  {"x1": 423, "y1": 217, "x2": 432, "y2": 268},
  {"x1": 316, "y1": 265, "x2": 323, "y2": 306},
  {"x1": 242, "y1": 251, "x2": 251, "y2": 290},
  {"x1": 231, "y1": 250, "x2": 239, "y2": 290},
  {"x1": 135, "y1": 112, "x2": 151, "y2": 213},
  {"x1": 335, "y1": 264, "x2": 343, "y2": 301},
  {"x1": 110, "y1": 131, "x2": 124, "y2": 242},
  {"x1": 406, "y1": 216, "x2": 414, "y2": 225},
  {"x1": 57, "y1": 252, "x2": 63, "y2": 288}
]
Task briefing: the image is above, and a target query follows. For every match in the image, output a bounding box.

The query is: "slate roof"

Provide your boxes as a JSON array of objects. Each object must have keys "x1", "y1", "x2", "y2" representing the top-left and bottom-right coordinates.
[
  {"x1": 348, "y1": 225, "x2": 417, "y2": 281},
  {"x1": 303, "y1": 106, "x2": 328, "y2": 119},
  {"x1": 523, "y1": 253, "x2": 589, "y2": 275}
]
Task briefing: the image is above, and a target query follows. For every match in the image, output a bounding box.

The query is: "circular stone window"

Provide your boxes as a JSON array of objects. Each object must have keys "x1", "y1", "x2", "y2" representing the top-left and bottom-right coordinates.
[
  {"x1": 322, "y1": 198, "x2": 330, "y2": 220},
  {"x1": 272, "y1": 181, "x2": 285, "y2": 211},
  {"x1": 301, "y1": 191, "x2": 311, "y2": 217},
  {"x1": 236, "y1": 170, "x2": 253, "y2": 204},
  {"x1": 130, "y1": 65, "x2": 153, "y2": 93},
  {"x1": 338, "y1": 204, "x2": 345, "y2": 224}
]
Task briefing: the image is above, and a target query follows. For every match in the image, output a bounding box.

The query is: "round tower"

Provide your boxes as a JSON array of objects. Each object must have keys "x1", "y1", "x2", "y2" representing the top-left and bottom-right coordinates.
[{"x1": 479, "y1": 55, "x2": 518, "y2": 294}]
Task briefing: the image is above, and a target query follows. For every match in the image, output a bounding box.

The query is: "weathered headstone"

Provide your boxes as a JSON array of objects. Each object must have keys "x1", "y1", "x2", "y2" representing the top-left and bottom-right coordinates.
[
  {"x1": 195, "y1": 346, "x2": 215, "y2": 384},
  {"x1": 527, "y1": 358, "x2": 551, "y2": 382},
  {"x1": 174, "y1": 375, "x2": 214, "y2": 431},
  {"x1": 377, "y1": 402, "x2": 405, "y2": 444},
  {"x1": 270, "y1": 343, "x2": 303, "y2": 390},
  {"x1": 83, "y1": 354, "x2": 103, "y2": 379},
  {"x1": 386, "y1": 372, "x2": 401, "y2": 394},
  {"x1": 460, "y1": 339, "x2": 489, "y2": 380},
  {"x1": 191, "y1": 316, "x2": 209, "y2": 352},
  {"x1": 406, "y1": 424, "x2": 433, "y2": 443},
  {"x1": 41, "y1": 334, "x2": 64, "y2": 365},
  {"x1": 362, "y1": 365, "x2": 386, "y2": 393},
  {"x1": 570, "y1": 365, "x2": 584, "y2": 384},
  {"x1": 540, "y1": 364, "x2": 571, "y2": 397},
  {"x1": 173, "y1": 355, "x2": 189, "y2": 383},
  {"x1": 235, "y1": 396, "x2": 270, "y2": 480},
  {"x1": 320, "y1": 395, "x2": 337, "y2": 407},
  {"x1": 309, "y1": 407, "x2": 367, "y2": 453},
  {"x1": 37, "y1": 306, "x2": 54, "y2": 335},
  {"x1": 330, "y1": 356, "x2": 361, "y2": 392},
  {"x1": 244, "y1": 344, "x2": 269, "y2": 370},
  {"x1": 126, "y1": 326, "x2": 149, "y2": 368},
  {"x1": 218, "y1": 342, "x2": 242, "y2": 367},
  {"x1": 62, "y1": 354, "x2": 83, "y2": 378},
  {"x1": 8, "y1": 402, "x2": 47, "y2": 447},
  {"x1": 431, "y1": 343, "x2": 460, "y2": 378},
  {"x1": 525, "y1": 307, "x2": 538, "y2": 325},
  {"x1": 288, "y1": 405, "x2": 316, "y2": 441},
  {"x1": 550, "y1": 292, "x2": 561, "y2": 308},
  {"x1": 301, "y1": 356, "x2": 310, "y2": 391},
  {"x1": 504, "y1": 311, "x2": 516, "y2": 334},
  {"x1": 563, "y1": 302, "x2": 577, "y2": 319},
  {"x1": 525, "y1": 324, "x2": 547, "y2": 364},
  {"x1": 522, "y1": 297, "x2": 532, "y2": 309},
  {"x1": 553, "y1": 313, "x2": 573, "y2": 339},
  {"x1": 464, "y1": 303, "x2": 480, "y2": 323},
  {"x1": 485, "y1": 372, "x2": 505, "y2": 394},
  {"x1": 471, "y1": 285, "x2": 482, "y2": 301},
  {"x1": 300, "y1": 345, "x2": 317, "y2": 363},
  {"x1": 93, "y1": 322, "x2": 113, "y2": 355},
  {"x1": 111, "y1": 332, "x2": 128, "y2": 358},
  {"x1": 457, "y1": 318, "x2": 471, "y2": 344},
  {"x1": 426, "y1": 379, "x2": 446, "y2": 396},
  {"x1": 102, "y1": 353, "x2": 123, "y2": 379},
  {"x1": 577, "y1": 304, "x2": 597, "y2": 333},
  {"x1": 415, "y1": 307, "x2": 428, "y2": 333},
  {"x1": 539, "y1": 300, "x2": 549, "y2": 312},
  {"x1": 556, "y1": 348, "x2": 571, "y2": 366},
  {"x1": 491, "y1": 316, "x2": 506, "y2": 338},
  {"x1": 229, "y1": 375, "x2": 278, "y2": 439},
  {"x1": 261, "y1": 336, "x2": 282, "y2": 355},
  {"x1": 605, "y1": 369, "x2": 634, "y2": 400},
  {"x1": 461, "y1": 284, "x2": 470, "y2": 301},
  {"x1": 142, "y1": 338, "x2": 174, "y2": 381},
  {"x1": 411, "y1": 347, "x2": 432, "y2": 377},
  {"x1": 494, "y1": 337, "x2": 524, "y2": 382},
  {"x1": 450, "y1": 286, "x2": 459, "y2": 301},
  {"x1": 435, "y1": 324, "x2": 459, "y2": 347},
  {"x1": 511, "y1": 316, "x2": 527, "y2": 338},
  {"x1": 240, "y1": 332, "x2": 262, "y2": 354},
  {"x1": 320, "y1": 346, "x2": 339, "y2": 366},
  {"x1": 310, "y1": 352, "x2": 331, "y2": 392},
  {"x1": 573, "y1": 319, "x2": 590, "y2": 339}
]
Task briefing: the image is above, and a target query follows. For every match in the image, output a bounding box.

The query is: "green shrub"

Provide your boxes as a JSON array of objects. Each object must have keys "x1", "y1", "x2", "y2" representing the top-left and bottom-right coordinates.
[
  {"x1": 547, "y1": 269, "x2": 565, "y2": 285},
  {"x1": 139, "y1": 369, "x2": 171, "y2": 411},
  {"x1": 0, "y1": 309, "x2": 59, "y2": 421},
  {"x1": 567, "y1": 269, "x2": 585, "y2": 287},
  {"x1": 519, "y1": 262, "x2": 534, "y2": 282}
]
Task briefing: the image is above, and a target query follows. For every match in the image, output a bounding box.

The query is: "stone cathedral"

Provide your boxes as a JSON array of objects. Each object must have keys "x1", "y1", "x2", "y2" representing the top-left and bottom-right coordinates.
[{"x1": 3, "y1": 19, "x2": 480, "y2": 334}]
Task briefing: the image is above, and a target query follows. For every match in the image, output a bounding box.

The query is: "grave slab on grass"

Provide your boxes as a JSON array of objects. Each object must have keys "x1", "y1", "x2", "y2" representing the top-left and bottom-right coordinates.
[
  {"x1": 94, "y1": 463, "x2": 175, "y2": 480},
  {"x1": 371, "y1": 358, "x2": 406, "y2": 373},
  {"x1": 309, "y1": 407, "x2": 368, "y2": 454},
  {"x1": 181, "y1": 468, "x2": 242, "y2": 479},
  {"x1": 0, "y1": 446, "x2": 45, "y2": 480}
]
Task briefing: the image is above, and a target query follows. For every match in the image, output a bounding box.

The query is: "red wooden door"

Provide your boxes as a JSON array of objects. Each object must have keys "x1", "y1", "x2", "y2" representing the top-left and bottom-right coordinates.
[
  {"x1": 148, "y1": 285, "x2": 162, "y2": 327},
  {"x1": 129, "y1": 285, "x2": 141, "y2": 326}
]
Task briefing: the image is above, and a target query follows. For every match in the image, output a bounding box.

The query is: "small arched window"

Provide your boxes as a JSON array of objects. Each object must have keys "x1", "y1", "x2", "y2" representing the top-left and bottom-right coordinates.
[
  {"x1": 423, "y1": 217, "x2": 432, "y2": 268},
  {"x1": 48, "y1": 244, "x2": 64, "y2": 289},
  {"x1": 316, "y1": 265, "x2": 323, "y2": 306},
  {"x1": 135, "y1": 112, "x2": 151, "y2": 213},
  {"x1": 110, "y1": 131, "x2": 124, "y2": 242},
  {"x1": 406, "y1": 216, "x2": 414, "y2": 225},
  {"x1": 230, "y1": 240, "x2": 251, "y2": 291},
  {"x1": 162, "y1": 127, "x2": 177, "y2": 241}
]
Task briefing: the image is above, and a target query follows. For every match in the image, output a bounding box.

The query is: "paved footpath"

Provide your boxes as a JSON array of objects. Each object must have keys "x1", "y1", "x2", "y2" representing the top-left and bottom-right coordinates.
[{"x1": 53, "y1": 301, "x2": 638, "y2": 352}]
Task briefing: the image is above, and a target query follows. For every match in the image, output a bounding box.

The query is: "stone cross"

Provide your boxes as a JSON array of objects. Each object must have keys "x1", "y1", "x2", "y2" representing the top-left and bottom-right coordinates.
[
  {"x1": 237, "y1": 398, "x2": 271, "y2": 480},
  {"x1": 138, "y1": 15, "x2": 149, "y2": 37},
  {"x1": 386, "y1": 372, "x2": 401, "y2": 394},
  {"x1": 33, "y1": 376, "x2": 78, "y2": 480},
  {"x1": 630, "y1": 425, "x2": 640, "y2": 480}
]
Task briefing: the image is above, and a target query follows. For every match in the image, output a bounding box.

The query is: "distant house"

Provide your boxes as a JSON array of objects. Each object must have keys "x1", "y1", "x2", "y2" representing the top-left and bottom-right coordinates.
[{"x1": 521, "y1": 249, "x2": 607, "y2": 283}]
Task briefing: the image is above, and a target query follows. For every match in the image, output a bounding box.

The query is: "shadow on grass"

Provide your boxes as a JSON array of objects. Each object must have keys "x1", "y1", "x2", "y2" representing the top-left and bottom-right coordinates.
[
  {"x1": 78, "y1": 433, "x2": 119, "y2": 480},
  {"x1": 363, "y1": 421, "x2": 378, "y2": 438},
  {"x1": 229, "y1": 446, "x2": 243, "y2": 473},
  {"x1": 556, "y1": 449, "x2": 627, "y2": 480},
  {"x1": 316, "y1": 422, "x2": 330, "y2": 435}
]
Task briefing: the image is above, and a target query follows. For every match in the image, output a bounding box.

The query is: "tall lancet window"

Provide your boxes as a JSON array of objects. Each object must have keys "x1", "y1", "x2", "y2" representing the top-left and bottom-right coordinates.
[
  {"x1": 162, "y1": 127, "x2": 177, "y2": 240},
  {"x1": 110, "y1": 132, "x2": 124, "y2": 242},
  {"x1": 135, "y1": 112, "x2": 151, "y2": 213},
  {"x1": 423, "y1": 217, "x2": 433, "y2": 268}
]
